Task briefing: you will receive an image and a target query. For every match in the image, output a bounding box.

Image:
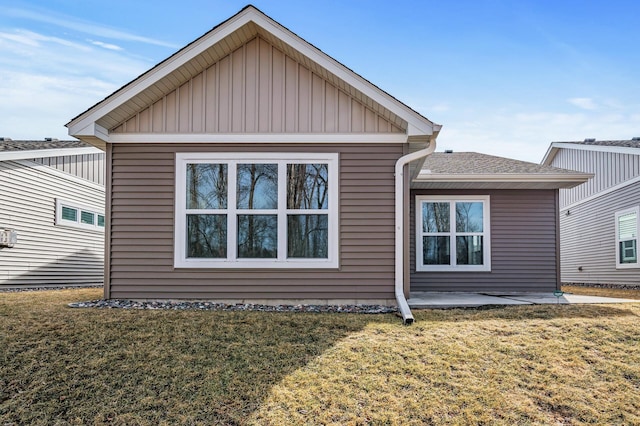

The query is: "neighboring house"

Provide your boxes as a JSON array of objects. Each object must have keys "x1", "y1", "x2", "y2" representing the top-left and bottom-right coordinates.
[
  {"x1": 66, "y1": 6, "x2": 589, "y2": 322},
  {"x1": 542, "y1": 138, "x2": 640, "y2": 287},
  {"x1": 0, "y1": 138, "x2": 105, "y2": 288}
]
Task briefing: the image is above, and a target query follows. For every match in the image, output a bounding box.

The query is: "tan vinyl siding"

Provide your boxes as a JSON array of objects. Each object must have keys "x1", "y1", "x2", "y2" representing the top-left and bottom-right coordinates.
[
  {"x1": 550, "y1": 148, "x2": 640, "y2": 207},
  {"x1": 560, "y1": 183, "x2": 640, "y2": 286},
  {"x1": 32, "y1": 153, "x2": 105, "y2": 185},
  {"x1": 0, "y1": 160, "x2": 104, "y2": 287},
  {"x1": 111, "y1": 36, "x2": 404, "y2": 135},
  {"x1": 410, "y1": 189, "x2": 559, "y2": 292},
  {"x1": 107, "y1": 143, "x2": 403, "y2": 300}
]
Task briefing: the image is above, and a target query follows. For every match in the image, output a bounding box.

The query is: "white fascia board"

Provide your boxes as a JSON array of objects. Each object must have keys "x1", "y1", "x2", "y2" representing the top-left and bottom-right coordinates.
[
  {"x1": 67, "y1": 7, "x2": 436, "y2": 140},
  {"x1": 68, "y1": 122, "x2": 110, "y2": 144},
  {"x1": 0, "y1": 146, "x2": 103, "y2": 162},
  {"x1": 414, "y1": 173, "x2": 593, "y2": 184},
  {"x1": 546, "y1": 142, "x2": 640, "y2": 158},
  {"x1": 254, "y1": 13, "x2": 437, "y2": 137},
  {"x1": 540, "y1": 145, "x2": 558, "y2": 165},
  {"x1": 107, "y1": 133, "x2": 409, "y2": 144}
]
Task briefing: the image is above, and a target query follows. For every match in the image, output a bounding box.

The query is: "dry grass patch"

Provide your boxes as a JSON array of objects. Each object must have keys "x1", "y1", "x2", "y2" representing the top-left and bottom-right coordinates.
[
  {"x1": 2, "y1": 288, "x2": 640, "y2": 425},
  {"x1": 562, "y1": 284, "x2": 640, "y2": 300}
]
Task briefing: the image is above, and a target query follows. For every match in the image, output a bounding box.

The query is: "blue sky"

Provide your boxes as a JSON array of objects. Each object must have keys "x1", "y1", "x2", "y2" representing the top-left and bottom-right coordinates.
[{"x1": 0, "y1": 0, "x2": 638, "y2": 162}]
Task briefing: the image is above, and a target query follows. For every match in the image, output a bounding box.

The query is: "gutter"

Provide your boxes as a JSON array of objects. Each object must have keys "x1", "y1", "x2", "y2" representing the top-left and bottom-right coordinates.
[{"x1": 395, "y1": 141, "x2": 436, "y2": 325}]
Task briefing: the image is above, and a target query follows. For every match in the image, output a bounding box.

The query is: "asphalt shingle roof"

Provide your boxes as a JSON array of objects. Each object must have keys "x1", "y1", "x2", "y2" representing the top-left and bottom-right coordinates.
[
  {"x1": 0, "y1": 139, "x2": 89, "y2": 152},
  {"x1": 421, "y1": 152, "x2": 579, "y2": 175}
]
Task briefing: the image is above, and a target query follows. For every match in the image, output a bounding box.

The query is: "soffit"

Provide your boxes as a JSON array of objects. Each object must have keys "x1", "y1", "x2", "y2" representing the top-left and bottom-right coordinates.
[{"x1": 68, "y1": 6, "x2": 437, "y2": 142}]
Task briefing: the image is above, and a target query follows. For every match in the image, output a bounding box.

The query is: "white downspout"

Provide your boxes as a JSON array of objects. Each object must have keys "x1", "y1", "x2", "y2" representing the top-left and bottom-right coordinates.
[{"x1": 395, "y1": 141, "x2": 436, "y2": 325}]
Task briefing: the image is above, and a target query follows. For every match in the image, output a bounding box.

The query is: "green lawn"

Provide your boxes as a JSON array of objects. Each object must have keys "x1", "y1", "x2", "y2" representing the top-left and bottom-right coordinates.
[{"x1": 1, "y1": 288, "x2": 639, "y2": 425}]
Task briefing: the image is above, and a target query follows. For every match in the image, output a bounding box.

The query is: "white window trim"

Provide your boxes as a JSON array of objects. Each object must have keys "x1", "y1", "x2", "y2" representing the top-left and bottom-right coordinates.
[
  {"x1": 415, "y1": 195, "x2": 491, "y2": 272},
  {"x1": 55, "y1": 199, "x2": 105, "y2": 232},
  {"x1": 615, "y1": 206, "x2": 639, "y2": 269},
  {"x1": 174, "y1": 152, "x2": 339, "y2": 268}
]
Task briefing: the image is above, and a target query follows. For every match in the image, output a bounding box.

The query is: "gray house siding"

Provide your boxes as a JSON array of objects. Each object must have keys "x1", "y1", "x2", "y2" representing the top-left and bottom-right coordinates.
[
  {"x1": 0, "y1": 160, "x2": 104, "y2": 287},
  {"x1": 107, "y1": 142, "x2": 403, "y2": 301},
  {"x1": 559, "y1": 182, "x2": 640, "y2": 286},
  {"x1": 410, "y1": 189, "x2": 559, "y2": 292},
  {"x1": 33, "y1": 153, "x2": 105, "y2": 185},
  {"x1": 550, "y1": 148, "x2": 640, "y2": 208}
]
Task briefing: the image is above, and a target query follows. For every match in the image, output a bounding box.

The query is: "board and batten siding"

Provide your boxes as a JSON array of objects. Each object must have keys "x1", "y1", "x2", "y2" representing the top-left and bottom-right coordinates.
[
  {"x1": 107, "y1": 143, "x2": 403, "y2": 301},
  {"x1": 0, "y1": 160, "x2": 104, "y2": 287},
  {"x1": 560, "y1": 182, "x2": 640, "y2": 286},
  {"x1": 33, "y1": 153, "x2": 105, "y2": 185},
  {"x1": 550, "y1": 148, "x2": 640, "y2": 208},
  {"x1": 110, "y1": 36, "x2": 405, "y2": 135},
  {"x1": 410, "y1": 189, "x2": 559, "y2": 292}
]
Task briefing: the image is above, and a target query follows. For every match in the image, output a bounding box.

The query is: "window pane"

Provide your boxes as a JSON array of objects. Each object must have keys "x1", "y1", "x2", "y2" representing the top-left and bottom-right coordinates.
[
  {"x1": 456, "y1": 236, "x2": 484, "y2": 265},
  {"x1": 186, "y1": 163, "x2": 227, "y2": 209},
  {"x1": 287, "y1": 214, "x2": 328, "y2": 258},
  {"x1": 237, "y1": 214, "x2": 277, "y2": 258},
  {"x1": 423, "y1": 202, "x2": 449, "y2": 232},
  {"x1": 97, "y1": 215, "x2": 105, "y2": 227},
  {"x1": 187, "y1": 214, "x2": 227, "y2": 258},
  {"x1": 456, "y1": 202, "x2": 483, "y2": 232},
  {"x1": 237, "y1": 164, "x2": 278, "y2": 209},
  {"x1": 618, "y1": 212, "x2": 637, "y2": 240},
  {"x1": 81, "y1": 211, "x2": 95, "y2": 225},
  {"x1": 423, "y1": 236, "x2": 450, "y2": 265},
  {"x1": 620, "y1": 240, "x2": 637, "y2": 264},
  {"x1": 287, "y1": 163, "x2": 329, "y2": 209},
  {"x1": 61, "y1": 206, "x2": 77, "y2": 222}
]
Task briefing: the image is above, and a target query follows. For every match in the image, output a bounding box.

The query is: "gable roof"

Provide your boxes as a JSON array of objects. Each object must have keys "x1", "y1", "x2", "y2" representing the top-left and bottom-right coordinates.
[
  {"x1": 0, "y1": 139, "x2": 102, "y2": 161},
  {"x1": 413, "y1": 152, "x2": 592, "y2": 189},
  {"x1": 542, "y1": 139, "x2": 640, "y2": 165},
  {"x1": 67, "y1": 5, "x2": 440, "y2": 148}
]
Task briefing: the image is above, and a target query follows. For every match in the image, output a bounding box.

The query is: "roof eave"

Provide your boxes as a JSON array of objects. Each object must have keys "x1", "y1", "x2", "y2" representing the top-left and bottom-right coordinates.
[
  {"x1": 67, "y1": 5, "x2": 438, "y2": 144},
  {"x1": 413, "y1": 172, "x2": 593, "y2": 189}
]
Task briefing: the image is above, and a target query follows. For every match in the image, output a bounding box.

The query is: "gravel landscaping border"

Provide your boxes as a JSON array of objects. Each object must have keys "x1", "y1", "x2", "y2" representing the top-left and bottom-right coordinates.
[{"x1": 68, "y1": 299, "x2": 398, "y2": 314}]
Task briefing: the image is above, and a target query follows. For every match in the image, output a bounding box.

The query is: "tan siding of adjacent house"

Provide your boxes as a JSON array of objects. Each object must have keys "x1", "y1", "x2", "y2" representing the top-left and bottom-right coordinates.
[
  {"x1": 111, "y1": 37, "x2": 405, "y2": 135},
  {"x1": 0, "y1": 160, "x2": 104, "y2": 287},
  {"x1": 410, "y1": 189, "x2": 559, "y2": 292},
  {"x1": 107, "y1": 142, "x2": 403, "y2": 301}
]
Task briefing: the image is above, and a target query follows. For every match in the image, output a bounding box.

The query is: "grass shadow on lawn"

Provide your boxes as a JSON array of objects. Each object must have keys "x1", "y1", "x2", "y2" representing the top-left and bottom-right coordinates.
[
  {"x1": 2, "y1": 289, "x2": 639, "y2": 425},
  {"x1": 0, "y1": 288, "x2": 397, "y2": 425}
]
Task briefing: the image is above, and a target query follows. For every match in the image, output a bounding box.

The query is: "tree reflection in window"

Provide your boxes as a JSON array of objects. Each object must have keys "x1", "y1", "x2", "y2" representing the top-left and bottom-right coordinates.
[
  {"x1": 287, "y1": 164, "x2": 329, "y2": 258},
  {"x1": 186, "y1": 164, "x2": 227, "y2": 209},
  {"x1": 287, "y1": 164, "x2": 328, "y2": 210},
  {"x1": 187, "y1": 214, "x2": 227, "y2": 258}
]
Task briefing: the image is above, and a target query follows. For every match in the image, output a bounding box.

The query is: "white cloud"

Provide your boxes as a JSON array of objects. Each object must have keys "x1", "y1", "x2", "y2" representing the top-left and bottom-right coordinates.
[
  {"x1": 568, "y1": 97, "x2": 597, "y2": 110},
  {"x1": 433, "y1": 106, "x2": 640, "y2": 163},
  {"x1": 2, "y1": 6, "x2": 180, "y2": 49},
  {"x1": 90, "y1": 40, "x2": 124, "y2": 51}
]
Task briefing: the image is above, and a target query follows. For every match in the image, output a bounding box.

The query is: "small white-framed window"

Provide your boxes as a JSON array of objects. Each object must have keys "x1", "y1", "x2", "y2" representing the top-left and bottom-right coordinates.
[
  {"x1": 174, "y1": 152, "x2": 339, "y2": 268},
  {"x1": 56, "y1": 199, "x2": 105, "y2": 232},
  {"x1": 416, "y1": 195, "x2": 491, "y2": 272},
  {"x1": 615, "y1": 206, "x2": 639, "y2": 269}
]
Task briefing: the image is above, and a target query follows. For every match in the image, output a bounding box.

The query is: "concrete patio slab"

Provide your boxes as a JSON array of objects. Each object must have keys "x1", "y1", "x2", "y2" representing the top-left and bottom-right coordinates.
[
  {"x1": 408, "y1": 292, "x2": 532, "y2": 309},
  {"x1": 408, "y1": 291, "x2": 638, "y2": 309}
]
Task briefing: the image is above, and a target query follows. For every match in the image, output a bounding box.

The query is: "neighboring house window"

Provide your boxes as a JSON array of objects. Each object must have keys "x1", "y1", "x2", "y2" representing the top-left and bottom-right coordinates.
[
  {"x1": 174, "y1": 153, "x2": 339, "y2": 268},
  {"x1": 615, "y1": 207, "x2": 639, "y2": 269},
  {"x1": 56, "y1": 199, "x2": 105, "y2": 231},
  {"x1": 416, "y1": 196, "x2": 491, "y2": 272}
]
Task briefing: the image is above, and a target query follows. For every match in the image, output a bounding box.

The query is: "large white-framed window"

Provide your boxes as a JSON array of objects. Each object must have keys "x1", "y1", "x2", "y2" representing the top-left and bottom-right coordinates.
[
  {"x1": 175, "y1": 152, "x2": 339, "y2": 268},
  {"x1": 55, "y1": 199, "x2": 105, "y2": 232},
  {"x1": 615, "y1": 206, "x2": 639, "y2": 269},
  {"x1": 416, "y1": 195, "x2": 491, "y2": 272}
]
